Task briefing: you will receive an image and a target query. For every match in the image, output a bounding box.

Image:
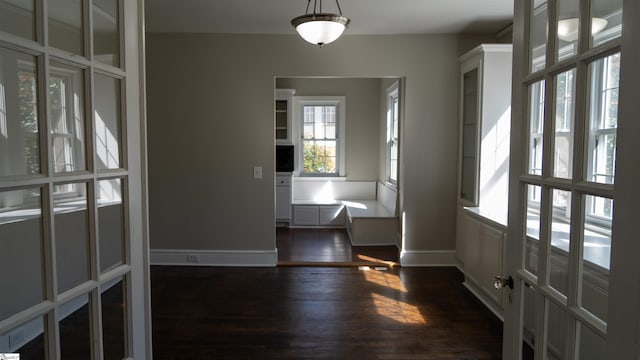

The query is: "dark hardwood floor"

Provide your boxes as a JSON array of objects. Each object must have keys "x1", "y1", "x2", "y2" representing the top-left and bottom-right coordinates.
[
  {"x1": 151, "y1": 266, "x2": 503, "y2": 359},
  {"x1": 277, "y1": 228, "x2": 400, "y2": 266},
  {"x1": 14, "y1": 229, "x2": 506, "y2": 359}
]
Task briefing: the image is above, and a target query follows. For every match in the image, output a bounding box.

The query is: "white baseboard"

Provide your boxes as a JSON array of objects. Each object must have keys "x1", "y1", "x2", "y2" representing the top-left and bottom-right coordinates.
[
  {"x1": 399, "y1": 249, "x2": 457, "y2": 267},
  {"x1": 150, "y1": 249, "x2": 278, "y2": 267}
]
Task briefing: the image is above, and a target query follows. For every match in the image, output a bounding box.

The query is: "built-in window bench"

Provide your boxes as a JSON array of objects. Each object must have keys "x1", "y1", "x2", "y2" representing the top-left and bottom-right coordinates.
[{"x1": 290, "y1": 181, "x2": 399, "y2": 246}]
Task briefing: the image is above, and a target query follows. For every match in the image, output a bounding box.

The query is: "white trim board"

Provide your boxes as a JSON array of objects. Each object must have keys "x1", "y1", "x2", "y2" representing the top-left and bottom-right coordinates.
[
  {"x1": 150, "y1": 249, "x2": 278, "y2": 267},
  {"x1": 400, "y1": 250, "x2": 457, "y2": 267}
]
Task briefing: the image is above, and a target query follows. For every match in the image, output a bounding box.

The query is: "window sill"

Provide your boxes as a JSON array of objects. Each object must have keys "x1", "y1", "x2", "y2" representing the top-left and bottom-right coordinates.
[
  {"x1": 293, "y1": 176, "x2": 347, "y2": 182},
  {"x1": 463, "y1": 206, "x2": 508, "y2": 230}
]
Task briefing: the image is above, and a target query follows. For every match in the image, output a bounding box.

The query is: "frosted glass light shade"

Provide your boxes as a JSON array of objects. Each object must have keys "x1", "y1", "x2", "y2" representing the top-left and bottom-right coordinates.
[
  {"x1": 292, "y1": 14, "x2": 350, "y2": 46},
  {"x1": 558, "y1": 17, "x2": 608, "y2": 42}
]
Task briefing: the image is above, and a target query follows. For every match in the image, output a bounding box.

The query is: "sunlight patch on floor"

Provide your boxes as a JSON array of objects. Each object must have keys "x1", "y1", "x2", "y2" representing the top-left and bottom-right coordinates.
[
  {"x1": 371, "y1": 293, "x2": 426, "y2": 325},
  {"x1": 363, "y1": 269, "x2": 407, "y2": 293}
]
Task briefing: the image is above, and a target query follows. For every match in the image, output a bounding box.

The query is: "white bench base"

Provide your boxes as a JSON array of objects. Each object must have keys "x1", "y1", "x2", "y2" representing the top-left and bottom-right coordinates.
[{"x1": 344, "y1": 200, "x2": 399, "y2": 246}]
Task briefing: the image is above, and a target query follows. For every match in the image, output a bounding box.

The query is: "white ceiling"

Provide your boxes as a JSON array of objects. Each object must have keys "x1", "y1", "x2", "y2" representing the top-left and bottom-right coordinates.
[{"x1": 145, "y1": 0, "x2": 514, "y2": 35}]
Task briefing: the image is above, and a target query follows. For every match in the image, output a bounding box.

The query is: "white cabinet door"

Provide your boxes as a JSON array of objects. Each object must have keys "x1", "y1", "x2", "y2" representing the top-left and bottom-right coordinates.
[
  {"x1": 293, "y1": 206, "x2": 319, "y2": 225},
  {"x1": 276, "y1": 187, "x2": 291, "y2": 220},
  {"x1": 461, "y1": 214, "x2": 482, "y2": 284},
  {"x1": 481, "y1": 225, "x2": 504, "y2": 305}
]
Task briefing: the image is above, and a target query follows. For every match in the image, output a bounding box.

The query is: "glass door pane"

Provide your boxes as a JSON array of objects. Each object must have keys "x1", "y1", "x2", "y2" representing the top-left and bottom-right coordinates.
[
  {"x1": 0, "y1": 48, "x2": 41, "y2": 176},
  {"x1": 54, "y1": 182, "x2": 90, "y2": 294},
  {"x1": 0, "y1": 188, "x2": 44, "y2": 321},
  {"x1": 553, "y1": 69, "x2": 576, "y2": 179},
  {"x1": 0, "y1": 0, "x2": 35, "y2": 40},
  {"x1": 530, "y1": 0, "x2": 548, "y2": 73},
  {"x1": 556, "y1": 0, "x2": 580, "y2": 61},
  {"x1": 50, "y1": 61, "x2": 87, "y2": 173},
  {"x1": 102, "y1": 278, "x2": 126, "y2": 360},
  {"x1": 581, "y1": 195, "x2": 612, "y2": 322},
  {"x1": 49, "y1": 0, "x2": 84, "y2": 55},
  {"x1": 525, "y1": 184, "x2": 541, "y2": 276},
  {"x1": 94, "y1": 74, "x2": 122, "y2": 170},
  {"x1": 586, "y1": 53, "x2": 620, "y2": 185},
  {"x1": 527, "y1": 81, "x2": 545, "y2": 175},
  {"x1": 59, "y1": 294, "x2": 92, "y2": 358},
  {"x1": 98, "y1": 178, "x2": 125, "y2": 273},
  {"x1": 590, "y1": 0, "x2": 623, "y2": 47},
  {"x1": 549, "y1": 189, "x2": 571, "y2": 296},
  {"x1": 93, "y1": 0, "x2": 120, "y2": 67}
]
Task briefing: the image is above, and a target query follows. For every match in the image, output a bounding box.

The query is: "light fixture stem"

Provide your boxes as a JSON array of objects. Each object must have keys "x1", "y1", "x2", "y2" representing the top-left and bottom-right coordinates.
[
  {"x1": 305, "y1": 0, "x2": 311, "y2": 14},
  {"x1": 335, "y1": 0, "x2": 343, "y2": 15}
]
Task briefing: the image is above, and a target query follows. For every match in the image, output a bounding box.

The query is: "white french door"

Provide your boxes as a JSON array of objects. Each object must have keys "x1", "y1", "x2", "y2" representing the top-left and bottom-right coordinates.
[
  {"x1": 503, "y1": 0, "x2": 640, "y2": 358},
  {"x1": 0, "y1": 0, "x2": 150, "y2": 359}
]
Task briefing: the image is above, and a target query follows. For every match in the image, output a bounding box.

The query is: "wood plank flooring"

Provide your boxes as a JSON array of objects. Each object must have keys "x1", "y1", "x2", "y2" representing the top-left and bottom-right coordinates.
[
  {"x1": 151, "y1": 266, "x2": 503, "y2": 359},
  {"x1": 277, "y1": 228, "x2": 400, "y2": 266},
  {"x1": 15, "y1": 229, "x2": 507, "y2": 359}
]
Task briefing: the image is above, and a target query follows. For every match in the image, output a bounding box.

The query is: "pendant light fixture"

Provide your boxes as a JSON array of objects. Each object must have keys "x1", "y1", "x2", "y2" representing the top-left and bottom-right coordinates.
[{"x1": 291, "y1": 0, "x2": 350, "y2": 47}]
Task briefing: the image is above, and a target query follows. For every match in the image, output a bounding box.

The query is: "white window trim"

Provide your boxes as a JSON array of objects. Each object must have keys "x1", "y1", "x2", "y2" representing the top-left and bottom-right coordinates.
[
  {"x1": 292, "y1": 96, "x2": 346, "y2": 177},
  {"x1": 385, "y1": 81, "x2": 399, "y2": 186}
]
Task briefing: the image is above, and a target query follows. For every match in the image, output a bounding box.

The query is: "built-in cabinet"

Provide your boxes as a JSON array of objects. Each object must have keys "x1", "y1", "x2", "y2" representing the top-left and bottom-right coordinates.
[
  {"x1": 275, "y1": 88, "x2": 295, "y2": 226},
  {"x1": 456, "y1": 209, "x2": 506, "y2": 316},
  {"x1": 275, "y1": 89, "x2": 295, "y2": 144},
  {"x1": 458, "y1": 44, "x2": 512, "y2": 212},
  {"x1": 456, "y1": 44, "x2": 512, "y2": 318},
  {"x1": 276, "y1": 175, "x2": 292, "y2": 225}
]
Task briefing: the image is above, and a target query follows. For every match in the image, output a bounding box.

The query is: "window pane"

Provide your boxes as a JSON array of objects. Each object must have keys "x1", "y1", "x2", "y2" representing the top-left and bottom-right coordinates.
[
  {"x1": 530, "y1": 0, "x2": 548, "y2": 73},
  {"x1": 102, "y1": 278, "x2": 126, "y2": 359},
  {"x1": 553, "y1": 69, "x2": 575, "y2": 179},
  {"x1": 556, "y1": 0, "x2": 579, "y2": 61},
  {"x1": 590, "y1": 0, "x2": 623, "y2": 48},
  {"x1": 0, "y1": 0, "x2": 35, "y2": 41},
  {"x1": 93, "y1": 0, "x2": 120, "y2": 67},
  {"x1": 60, "y1": 294, "x2": 92, "y2": 358},
  {"x1": 528, "y1": 80, "x2": 545, "y2": 175},
  {"x1": 94, "y1": 74, "x2": 122, "y2": 170},
  {"x1": 390, "y1": 141, "x2": 398, "y2": 182},
  {"x1": 549, "y1": 189, "x2": 571, "y2": 295},
  {"x1": 0, "y1": 188, "x2": 44, "y2": 321},
  {"x1": 98, "y1": 178, "x2": 125, "y2": 273},
  {"x1": 55, "y1": 182, "x2": 90, "y2": 294},
  {"x1": 0, "y1": 316, "x2": 45, "y2": 356},
  {"x1": 0, "y1": 48, "x2": 41, "y2": 176},
  {"x1": 50, "y1": 62, "x2": 87, "y2": 173},
  {"x1": 546, "y1": 300, "x2": 569, "y2": 359},
  {"x1": 581, "y1": 195, "x2": 611, "y2": 322},
  {"x1": 301, "y1": 104, "x2": 338, "y2": 175},
  {"x1": 522, "y1": 283, "x2": 537, "y2": 359},
  {"x1": 576, "y1": 321, "x2": 607, "y2": 359},
  {"x1": 303, "y1": 140, "x2": 337, "y2": 174},
  {"x1": 49, "y1": 0, "x2": 84, "y2": 55},
  {"x1": 525, "y1": 185, "x2": 541, "y2": 276},
  {"x1": 586, "y1": 53, "x2": 619, "y2": 184}
]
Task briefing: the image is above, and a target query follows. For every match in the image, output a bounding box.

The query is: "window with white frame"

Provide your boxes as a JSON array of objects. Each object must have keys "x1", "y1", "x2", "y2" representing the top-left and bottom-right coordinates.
[
  {"x1": 294, "y1": 96, "x2": 345, "y2": 177},
  {"x1": 386, "y1": 82, "x2": 399, "y2": 184}
]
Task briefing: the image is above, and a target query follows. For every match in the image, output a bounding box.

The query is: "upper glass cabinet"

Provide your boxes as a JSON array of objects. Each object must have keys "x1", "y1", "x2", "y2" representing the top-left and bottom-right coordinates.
[{"x1": 458, "y1": 44, "x2": 513, "y2": 213}]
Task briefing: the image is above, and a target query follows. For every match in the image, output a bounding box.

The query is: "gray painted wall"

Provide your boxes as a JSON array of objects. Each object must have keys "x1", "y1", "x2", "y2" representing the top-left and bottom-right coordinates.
[
  {"x1": 276, "y1": 77, "x2": 382, "y2": 181},
  {"x1": 146, "y1": 33, "x2": 495, "y2": 254}
]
